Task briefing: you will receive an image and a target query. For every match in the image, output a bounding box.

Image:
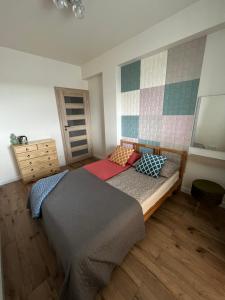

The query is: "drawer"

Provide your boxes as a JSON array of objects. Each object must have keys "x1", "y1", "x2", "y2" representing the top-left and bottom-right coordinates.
[
  {"x1": 43, "y1": 166, "x2": 60, "y2": 176},
  {"x1": 21, "y1": 160, "x2": 59, "y2": 176},
  {"x1": 38, "y1": 141, "x2": 55, "y2": 149},
  {"x1": 23, "y1": 173, "x2": 38, "y2": 183},
  {"x1": 17, "y1": 149, "x2": 56, "y2": 161},
  {"x1": 23, "y1": 166, "x2": 60, "y2": 183},
  {"x1": 18, "y1": 154, "x2": 58, "y2": 168},
  {"x1": 41, "y1": 148, "x2": 56, "y2": 155},
  {"x1": 43, "y1": 160, "x2": 59, "y2": 169},
  {"x1": 14, "y1": 144, "x2": 37, "y2": 154},
  {"x1": 17, "y1": 151, "x2": 41, "y2": 161},
  {"x1": 21, "y1": 165, "x2": 40, "y2": 176}
]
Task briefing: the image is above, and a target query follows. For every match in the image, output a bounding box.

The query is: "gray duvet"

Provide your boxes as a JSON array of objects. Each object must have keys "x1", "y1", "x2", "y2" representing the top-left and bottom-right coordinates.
[{"x1": 41, "y1": 168, "x2": 145, "y2": 300}]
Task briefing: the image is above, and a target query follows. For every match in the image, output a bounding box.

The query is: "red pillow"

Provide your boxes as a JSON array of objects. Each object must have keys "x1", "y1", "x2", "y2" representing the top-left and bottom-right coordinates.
[{"x1": 127, "y1": 151, "x2": 141, "y2": 165}]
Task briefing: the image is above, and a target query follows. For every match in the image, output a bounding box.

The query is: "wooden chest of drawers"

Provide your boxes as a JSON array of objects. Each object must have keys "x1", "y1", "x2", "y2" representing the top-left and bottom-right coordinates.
[{"x1": 13, "y1": 139, "x2": 60, "y2": 183}]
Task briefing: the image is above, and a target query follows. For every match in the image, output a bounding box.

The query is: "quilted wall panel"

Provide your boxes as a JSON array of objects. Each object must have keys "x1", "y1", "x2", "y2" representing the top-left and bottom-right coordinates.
[
  {"x1": 121, "y1": 37, "x2": 206, "y2": 150},
  {"x1": 121, "y1": 90, "x2": 140, "y2": 116},
  {"x1": 166, "y1": 37, "x2": 206, "y2": 84},
  {"x1": 121, "y1": 60, "x2": 141, "y2": 92},
  {"x1": 163, "y1": 79, "x2": 200, "y2": 115},
  {"x1": 161, "y1": 116, "x2": 194, "y2": 148},
  {"x1": 140, "y1": 51, "x2": 167, "y2": 89},
  {"x1": 121, "y1": 116, "x2": 139, "y2": 138}
]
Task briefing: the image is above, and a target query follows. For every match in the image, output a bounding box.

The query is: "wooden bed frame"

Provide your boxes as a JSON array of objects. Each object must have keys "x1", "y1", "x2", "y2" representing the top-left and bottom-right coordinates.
[{"x1": 120, "y1": 140, "x2": 187, "y2": 222}]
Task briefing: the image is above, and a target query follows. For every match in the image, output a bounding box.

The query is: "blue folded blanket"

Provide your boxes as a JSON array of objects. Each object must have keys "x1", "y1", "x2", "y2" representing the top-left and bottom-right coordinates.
[{"x1": 30, "y1": 170, "x2": 69, "y2": 218}]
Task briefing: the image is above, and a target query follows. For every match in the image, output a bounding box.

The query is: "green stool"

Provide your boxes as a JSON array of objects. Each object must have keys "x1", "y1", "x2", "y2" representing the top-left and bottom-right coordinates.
[{"x1": 191, "y1": 179, "x2": 225, "y2": 212}]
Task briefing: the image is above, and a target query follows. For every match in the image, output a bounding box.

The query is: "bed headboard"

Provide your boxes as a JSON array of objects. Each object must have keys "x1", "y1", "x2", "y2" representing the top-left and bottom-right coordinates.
[{"x1": 120, "y1": 139, "x2": 187, "y2": 180}]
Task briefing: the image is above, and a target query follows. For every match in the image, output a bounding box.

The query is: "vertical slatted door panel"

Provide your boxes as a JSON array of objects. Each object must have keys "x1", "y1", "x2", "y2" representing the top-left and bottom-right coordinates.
[
  {"x1": 55, "y1": 88, "x2": 92, "y2": 164},
  {"x1": 65, "y1": 92, "x2": 91, "y2": 162}
]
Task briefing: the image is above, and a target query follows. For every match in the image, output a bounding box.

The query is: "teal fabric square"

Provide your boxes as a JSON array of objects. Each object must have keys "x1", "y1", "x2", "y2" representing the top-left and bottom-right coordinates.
[
  {"x1": 138, "y1": 139, "x2": 159, "y2": 154},
  {"x1": 139, "y1": 147, "x2": 153, "y2": 154},
  {"x1": 122, "y1": 116, "x2": 139, "y2": 138},
  {"x1": 138, "y1": 139, "x2": 160, "y2": 147},
  {"x1": 163, "y1": 79, "x2": 199, "y2": 115},
  {"x1": 121, "y1": 61, "x2": 141, "y2": 92}
]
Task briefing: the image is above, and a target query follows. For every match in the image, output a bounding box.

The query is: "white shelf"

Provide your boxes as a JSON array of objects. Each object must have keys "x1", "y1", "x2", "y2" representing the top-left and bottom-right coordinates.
[{"x1": 189, "y1": 147, "x2": 225, "y2": 160}]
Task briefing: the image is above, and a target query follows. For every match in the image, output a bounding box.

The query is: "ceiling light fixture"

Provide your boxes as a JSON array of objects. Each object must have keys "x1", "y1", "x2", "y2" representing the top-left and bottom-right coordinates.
[{"x1": 53, "y1": 0, "x2": 85, "y2": 19}]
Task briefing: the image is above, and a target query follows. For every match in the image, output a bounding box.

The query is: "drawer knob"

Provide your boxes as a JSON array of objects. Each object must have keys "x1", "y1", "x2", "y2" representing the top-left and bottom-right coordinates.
[
  {"x1": 50, "y1": 169, "x2": 53, "y2": 172},
  {"x1": 46, "y1": 144, "x2": 49, "y2": 147},
  {"x1": 49, "y1": 163, "x2": 52, "y2": 166},
  {"x1": 27, "y1": 154, "x2": 30, "y2": 158},
  {"x1": 31, "y1": 168, "x2": 34, "y2": 171},
  {"x1": 29, "y1": 162, "x2": 32, "y2": 165},
  {"x1": 32, "y1": 175, "x2": 35, "y2": 178},
  {"x1": 26, "y1": 148, "x2": 29, "y2": 151},
  {"x1": 46, "y1": 150, "x2": 49, "y2": 153}
]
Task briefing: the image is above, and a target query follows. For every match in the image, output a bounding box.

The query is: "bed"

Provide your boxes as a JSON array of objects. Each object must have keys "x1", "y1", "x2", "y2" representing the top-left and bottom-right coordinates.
[
  {"x1": 29, "y1": 140, "x2": 187, "y2": 300},
  {"x1": 83, "y1": 140, "x2": 187, "y2": 221},
  {"x1": 119, "y1": 140, "x2": 187, "y2": 221}
]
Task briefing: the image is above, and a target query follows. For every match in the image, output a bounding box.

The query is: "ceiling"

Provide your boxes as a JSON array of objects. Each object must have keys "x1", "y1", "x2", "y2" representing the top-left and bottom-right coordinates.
[{"x1": 0, "y1": 0, "x2": 198, "y2": 65}]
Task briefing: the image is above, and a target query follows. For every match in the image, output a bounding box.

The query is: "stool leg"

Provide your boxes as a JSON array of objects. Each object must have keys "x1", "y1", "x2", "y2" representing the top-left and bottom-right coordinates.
[{"x1": 194, "y1": 201, "x2": 200, "y2": 215}]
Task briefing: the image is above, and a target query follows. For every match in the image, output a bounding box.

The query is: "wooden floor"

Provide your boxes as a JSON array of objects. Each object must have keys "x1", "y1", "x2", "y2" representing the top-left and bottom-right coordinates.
[{"x1": 0, "y1": 159, "x2": 225, "y2": 300}]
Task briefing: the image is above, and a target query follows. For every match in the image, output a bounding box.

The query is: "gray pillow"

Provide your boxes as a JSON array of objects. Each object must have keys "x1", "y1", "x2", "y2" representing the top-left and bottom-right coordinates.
[{"x1": 160, "y1": 160, "x2": 179, "y2": 178}]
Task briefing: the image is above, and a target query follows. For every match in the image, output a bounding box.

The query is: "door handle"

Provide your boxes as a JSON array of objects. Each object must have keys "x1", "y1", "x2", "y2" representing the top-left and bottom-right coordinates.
[{"x1": 64, "y1": 125, "x2": 70, "y2": 131}]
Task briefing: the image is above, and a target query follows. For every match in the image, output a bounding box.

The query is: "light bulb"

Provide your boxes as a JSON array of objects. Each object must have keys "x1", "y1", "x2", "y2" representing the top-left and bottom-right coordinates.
[{"x1": 72, "y1": 3, "x2": 85, "y2": 19}]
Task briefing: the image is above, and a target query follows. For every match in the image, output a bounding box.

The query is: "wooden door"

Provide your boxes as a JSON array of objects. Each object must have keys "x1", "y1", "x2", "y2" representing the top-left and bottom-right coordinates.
[{"x1": 55, "y1": 87, "x2": 92, "y2": 164}]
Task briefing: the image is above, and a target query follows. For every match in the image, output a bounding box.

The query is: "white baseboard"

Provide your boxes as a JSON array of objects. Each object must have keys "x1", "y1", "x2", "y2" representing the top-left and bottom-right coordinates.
[
  {"x1": 181, "y1": 185, "x2": 191, "y2": 194},
  {"x1": 0, "y1": 175, "x2": 21, "y2": 187},
  {"x1": 93, "y1": 153, "x2": 105, "y2": 160}
]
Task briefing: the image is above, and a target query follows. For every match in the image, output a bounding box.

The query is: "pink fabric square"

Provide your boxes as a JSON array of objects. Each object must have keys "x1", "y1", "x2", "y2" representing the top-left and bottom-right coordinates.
[
  {"x1": 140, "y1": 86, "x2": 165, "y2": 117},
  {"x1": 161, "y1": 116, "x2": 194, "y2": 149}
]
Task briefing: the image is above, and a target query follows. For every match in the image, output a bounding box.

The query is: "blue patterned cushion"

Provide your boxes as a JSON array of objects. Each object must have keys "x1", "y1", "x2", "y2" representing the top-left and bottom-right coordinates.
[{"x1": 135, "y1": 154, "x2": 167, "y2": 178}]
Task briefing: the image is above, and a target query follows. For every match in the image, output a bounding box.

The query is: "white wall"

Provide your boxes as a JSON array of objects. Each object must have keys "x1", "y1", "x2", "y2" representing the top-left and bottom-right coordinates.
[
  {"x1": 194, "y1": 95, "x2": 225, "y2": 151},
  {"x1": 82, "y1": 0, "x2": 225, "y2": 154},
  {"x1": 183, "y1": 156, "x2": 225, "y2": 193},
  {"x1": 81, "y1": 0, "x2": 225, "y2": 192},
  {"x1": 182, "y1": 28, "x2": 225, "y2": 192},
  {"x1": 0, "y1": 47, "x2": 88, "y2": 185},
  {"x1": 198, "y1": 28, "x2": 225, "y2": 96},
  {"x1": 88, "y1": 74, "x2": 106, "y2": 158}
]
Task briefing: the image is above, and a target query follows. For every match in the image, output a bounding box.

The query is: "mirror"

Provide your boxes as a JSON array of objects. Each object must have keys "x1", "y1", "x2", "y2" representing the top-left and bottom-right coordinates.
[{"x1": 192, "y1": 94, "x2": 225, "y2": 152}]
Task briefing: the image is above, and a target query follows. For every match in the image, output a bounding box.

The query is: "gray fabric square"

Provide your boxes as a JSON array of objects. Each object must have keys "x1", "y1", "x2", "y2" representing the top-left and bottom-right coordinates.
[{"x1": 166, "y1": 37, "x2": 206, "y2": 84}]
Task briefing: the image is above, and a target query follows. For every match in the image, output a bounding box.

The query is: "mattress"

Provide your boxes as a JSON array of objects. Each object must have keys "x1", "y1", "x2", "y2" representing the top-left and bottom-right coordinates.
[{"x1": 107, "y1": 168, "x2": 179, "y2": 214}]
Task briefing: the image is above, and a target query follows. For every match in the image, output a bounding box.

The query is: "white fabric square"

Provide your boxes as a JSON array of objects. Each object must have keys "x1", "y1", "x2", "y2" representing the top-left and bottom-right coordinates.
[
  {"x1": 121, "y1": 90, "x2": 140, "y2": 116},
  {"x1": 141, "y1": 51, "x2": 168, "y2": 89}
]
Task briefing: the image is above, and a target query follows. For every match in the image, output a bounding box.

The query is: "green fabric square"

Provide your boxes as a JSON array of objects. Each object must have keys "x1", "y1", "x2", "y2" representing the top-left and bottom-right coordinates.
[
  {"x1": 163, "y1": 79, "x2": 199, "y2": 115},
  {"x1": 121, "y1": 61, "x2": 141, "y2": 92},
  {"x1": 122, "y1": 116, "x2": 139, "y2": 138}
]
